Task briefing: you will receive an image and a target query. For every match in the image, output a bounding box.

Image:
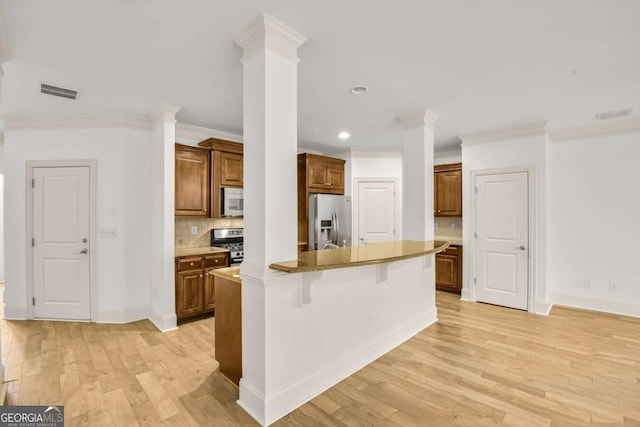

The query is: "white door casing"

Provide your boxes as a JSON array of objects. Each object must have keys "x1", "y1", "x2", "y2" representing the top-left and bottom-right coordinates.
[
  {"x1": 32, "y1": 166, "x2": 92, "y2": 320},
  {"x1": 474, "y1": 171, "x2": 529, "y2": 310},
  {"x1": 356, "y1": 180, "x2": 396, "y2": 244}
]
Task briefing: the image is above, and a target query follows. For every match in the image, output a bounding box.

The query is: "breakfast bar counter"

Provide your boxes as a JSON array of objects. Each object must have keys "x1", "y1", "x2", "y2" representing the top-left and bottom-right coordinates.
[{"x1": 269, "y1": 240, "x2": 449, "y2": 273}]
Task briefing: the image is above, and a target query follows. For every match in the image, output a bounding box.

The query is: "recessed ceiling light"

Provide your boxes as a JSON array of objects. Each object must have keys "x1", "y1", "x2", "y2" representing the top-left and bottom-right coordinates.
[
  {"x1": 338, "y1": 131, "x2": 350, "y2": 140},
  {"x1": 349, "y1": 85, "x2": 368, "y2": 95}
]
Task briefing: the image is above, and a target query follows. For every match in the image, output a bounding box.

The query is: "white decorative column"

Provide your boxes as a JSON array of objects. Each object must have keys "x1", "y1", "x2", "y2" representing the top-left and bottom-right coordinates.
[
  {"x1": 399, "y1": 111, "x2": 438, "y2": 241},
  {"x1": 235, "y1": 13, "x2": 306, "y2": 425},
  {"x1": 149, "y1": 104, "x2": 181, "y2": 332}
]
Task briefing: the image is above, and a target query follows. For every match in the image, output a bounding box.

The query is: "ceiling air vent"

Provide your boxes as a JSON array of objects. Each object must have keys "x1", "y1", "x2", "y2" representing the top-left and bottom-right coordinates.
[
  {"x1": 40, "y1": 83, "x2": 78, "y2": 100},
  {"x1": 595, "y1": 108, "x2": 632, "y2": 121}
]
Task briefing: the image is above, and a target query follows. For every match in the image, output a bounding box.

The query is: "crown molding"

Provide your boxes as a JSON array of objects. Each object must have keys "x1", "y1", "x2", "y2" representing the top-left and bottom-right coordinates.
[
  {"x1": 1, "y1": 114, "x2": 152, "y2": 132},
  {"x1": 175, "y1": 122, "x2": 243, "y2": 143},
  {"x1": 548, "y1": 116, "x2": 640, "y2": 143},
  {"x1": 459, "y1": 121, "x2": 548, "y2": 146},
  {"x1": 235, "y1": 13, "x2": 307, "y2": 63},
  {"x1": 398, "y1": 110, "x2": 439, "y2": 130}
]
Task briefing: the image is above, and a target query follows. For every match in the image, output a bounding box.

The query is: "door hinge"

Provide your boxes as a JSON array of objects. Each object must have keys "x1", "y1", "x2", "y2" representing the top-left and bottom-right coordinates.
[
  {"x1": 32, "y1": 297, "x2": 35, "y2": 306},
  {"x1": 474, "y1": 278, "x2": 477, "y2": 285},
  {"x1": 474, "y1": 186, "x2": 478, "y2": 194},
  {"x1": 474, "y1": 232, "x2": 478, "y2": 239},
  {"x1": 32, "y1": 238, "x2": 35, "y2": 247},
  {"x1": 32, "y1": 179, "x2": 35, "y2": 188}
]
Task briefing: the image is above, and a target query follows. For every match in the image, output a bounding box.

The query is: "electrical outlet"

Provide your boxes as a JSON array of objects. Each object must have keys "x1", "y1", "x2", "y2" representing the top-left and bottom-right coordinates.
[
  {"x1": 608, "y1": 282, "x2": 616, "y2": 292},
  {"x1": 450, "y1": 223, "x2": 456, "y2": 230},
  {"x1": 99, "y1": 228, "x2": 117, "y2": 238},
  {"x1": 583, "y1": 279, "x2": 591, "y2": 290},
  {"x1": 434, "y1": 223, "x2": 439, "y2": 229},
  {"x1": 575, "y1": 279, "x2": 582, "y2": 288},
  {"x1": 190, "y1": 226, "x2": 198, "y2": 236}
]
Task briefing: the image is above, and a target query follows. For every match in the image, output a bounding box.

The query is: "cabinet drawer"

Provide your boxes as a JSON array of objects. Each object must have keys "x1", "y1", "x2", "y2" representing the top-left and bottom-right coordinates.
[
  {"x1": 204, "y1": 253, "x2": 228, "y2": 268},
  {"x1": 441, "y1": 246, "x2": 458, "y2": 256},
  {"x1": 176, "y1": 256, "x2": 204, "y2": 272}
]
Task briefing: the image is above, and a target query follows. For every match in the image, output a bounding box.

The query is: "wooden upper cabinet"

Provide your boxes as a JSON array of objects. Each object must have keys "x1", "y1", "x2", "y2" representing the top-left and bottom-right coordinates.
[
  {"x1": 304, "y1": 154, "x2": 345, "y2": 194},
  {"x1": 198, "y1": 138, "x2": 244, "y2": 218},
  {"x1": 175, "y1": 144, "x2": 210, "y2": 217},
  {"x1": 434, "y1": 163, "x2": 462, "y2": 217},
  {"x1": 220, "y1": 152, "x2": 243, "y2": 187}
]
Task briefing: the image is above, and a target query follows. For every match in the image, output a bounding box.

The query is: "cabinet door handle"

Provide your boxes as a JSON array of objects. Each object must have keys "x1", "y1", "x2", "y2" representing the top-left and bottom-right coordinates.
[
  {"x1": 190, "y1": 262, "x2": 194, "y2": 266},
  {"x1": 200, "y1": 275, "x2": 203, "y2": 278}
]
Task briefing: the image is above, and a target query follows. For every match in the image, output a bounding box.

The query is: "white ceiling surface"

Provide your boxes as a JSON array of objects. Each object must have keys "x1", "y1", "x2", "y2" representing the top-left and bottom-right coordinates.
[{"x1": 1, "y1": 1, "x2": 639, "y2": 152}]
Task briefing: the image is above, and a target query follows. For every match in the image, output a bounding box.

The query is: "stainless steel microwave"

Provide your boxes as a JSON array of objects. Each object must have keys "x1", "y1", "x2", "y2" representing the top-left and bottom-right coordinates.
[{"x1": 222, "y1": 188, "x2": 244, "y2": 217}]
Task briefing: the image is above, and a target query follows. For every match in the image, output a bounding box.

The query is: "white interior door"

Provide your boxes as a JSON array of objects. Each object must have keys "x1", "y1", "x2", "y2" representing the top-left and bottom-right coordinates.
[
  {"x1": 357, "y1": 181, "x2": 395, "y2": 244},
  {"x1": 475, "y1": 172, "x2": 529, "y2": 310},
  {"x1": 33, "y1": 166, "x2": 91, "y2": 320}
]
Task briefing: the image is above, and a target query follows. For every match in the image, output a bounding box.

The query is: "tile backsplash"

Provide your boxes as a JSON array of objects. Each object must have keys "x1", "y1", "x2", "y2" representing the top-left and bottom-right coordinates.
[
  {"x1": 434, "y1": 217, "x2": 462, "y2": 238},
  {"x1": 175, "y1": 218, "x2": 243, "y2": 248}
]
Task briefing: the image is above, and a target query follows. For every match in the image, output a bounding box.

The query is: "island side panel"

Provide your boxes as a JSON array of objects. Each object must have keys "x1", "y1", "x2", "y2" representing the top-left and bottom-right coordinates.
[
  {"x1": 214, "y1": 275, "x2": 242, "y2": 387},
  {"x1": 239, "y1": 255, "x2": 436, "y2": 425}
]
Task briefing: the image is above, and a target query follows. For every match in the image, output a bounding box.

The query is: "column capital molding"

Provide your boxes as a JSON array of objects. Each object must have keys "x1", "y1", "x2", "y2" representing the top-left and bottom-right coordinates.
[
  {"x1": 398, "y1": 110, "x2": 439, "y2": 130},
  {"x1": 150, "y1": 104, "x2": 181, "y2": 124},
  {"x1": 235, "y1": 13, "x2": 306, "y2": 64}
]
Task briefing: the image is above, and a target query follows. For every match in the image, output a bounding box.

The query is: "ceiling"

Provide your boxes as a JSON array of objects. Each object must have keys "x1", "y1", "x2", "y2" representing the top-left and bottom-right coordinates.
[{"x1": 1, "y1": 0, "x2": 639, "y2": 153}]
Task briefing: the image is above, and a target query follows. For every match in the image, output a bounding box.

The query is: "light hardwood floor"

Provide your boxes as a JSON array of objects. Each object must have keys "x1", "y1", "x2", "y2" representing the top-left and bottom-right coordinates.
[{"x1": 2, "y1": 291, "x2": 639, "y2": 426}]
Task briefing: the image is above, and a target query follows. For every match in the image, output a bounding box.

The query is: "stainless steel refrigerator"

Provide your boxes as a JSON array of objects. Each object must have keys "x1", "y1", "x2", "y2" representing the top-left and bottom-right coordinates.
[{"x1": 308, "y1": 194, "x2": 352, "y2": 250}]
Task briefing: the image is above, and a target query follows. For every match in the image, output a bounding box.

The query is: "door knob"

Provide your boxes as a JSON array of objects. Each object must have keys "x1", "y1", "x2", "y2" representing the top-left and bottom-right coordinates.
[
  {"x1": 75, "y1": 249, "x2": 88, "y2": 255},
  {"x1": 517, "y1": 245, "x2": 527, "y2": 251}
]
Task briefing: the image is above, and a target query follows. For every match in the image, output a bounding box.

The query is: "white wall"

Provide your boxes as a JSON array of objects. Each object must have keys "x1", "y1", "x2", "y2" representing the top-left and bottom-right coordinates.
[
  {"x1": 434, "y1": 150, "x2": 462, "y2": 165},
  {"x1": 462, "y1": 134, "x2": 549, "y2": 312},
  {"x1": 3, "y1": 127, "x2": 152, "y2": 320},
  {"x1": 548, "y1": 131, "x2": 640, "y2": 316},
  {"x1": 334, "y1": 150, "x2": 404, "y2": 244}
]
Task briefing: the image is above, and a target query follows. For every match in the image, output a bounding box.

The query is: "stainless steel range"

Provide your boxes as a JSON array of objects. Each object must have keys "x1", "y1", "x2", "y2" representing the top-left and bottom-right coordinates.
[{"x1": 211, "y1": 228, "x2": 244, "y2": 266}]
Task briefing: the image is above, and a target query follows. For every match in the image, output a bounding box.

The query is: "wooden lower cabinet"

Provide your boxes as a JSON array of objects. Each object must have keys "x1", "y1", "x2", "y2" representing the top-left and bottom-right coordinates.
[
  {"x1": 435, "y1": 245, "x2": 462, "y2": 293},
  {"x1": 203, "y1": 268, "x2": 216, "y2": 312},
  {"x1": 176, "y1": 270, "x2": 204, "y2": 319},
  {"x1": 175, "y1": 252, "x2": 229, "y2": 323}
]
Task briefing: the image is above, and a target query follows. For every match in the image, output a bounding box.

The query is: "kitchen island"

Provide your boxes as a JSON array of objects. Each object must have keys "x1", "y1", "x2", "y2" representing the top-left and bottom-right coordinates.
[
  {"x1": 270, "y1": 240, "x2": 449, "y2": 272},
  {"x1": 238, "y1": 239, "x2": 447, "y2": 425}
]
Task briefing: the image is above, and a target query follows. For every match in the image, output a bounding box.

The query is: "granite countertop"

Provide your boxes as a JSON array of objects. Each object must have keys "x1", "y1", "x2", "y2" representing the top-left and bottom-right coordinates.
[
  {"x1": 210, "y1": 266, "x2": 241, "y2": 284},
  {"x1": 269, "y1": 240, "x2": 449, "y2": 273},
  {"x1": 175, "y1": 246, "x2": 230, "y2": 258},
  {"x1": 434, "y1": 235, "x2": 463, "y2": 246}
]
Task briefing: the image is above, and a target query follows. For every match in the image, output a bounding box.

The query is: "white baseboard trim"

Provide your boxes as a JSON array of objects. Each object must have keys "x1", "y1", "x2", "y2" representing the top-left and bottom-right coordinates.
[
  {"x1": 4, "y1": 305, "x2": 27, "y2": 320},
  {"x1": 237, "y1": 381, "x2": 267, "y2": 426},
  {"x1": 149, "y1": 309, "x2": 178, "y2": 332},
  {"x1": 534, "y1": 301, "x2": 553, "y2": 316},
  {"x1": 95, "y1": 305, "x2": 150, "y2": 323},
  {"x1": 239, "y1": 307, "x2": 438, "y2": 426},
  {"x1": 552, "y1": 293, "x2": 640, "y2": 318},
  {"x1": 460, "y1": 287, "x2": 470, "y2": 301}
]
